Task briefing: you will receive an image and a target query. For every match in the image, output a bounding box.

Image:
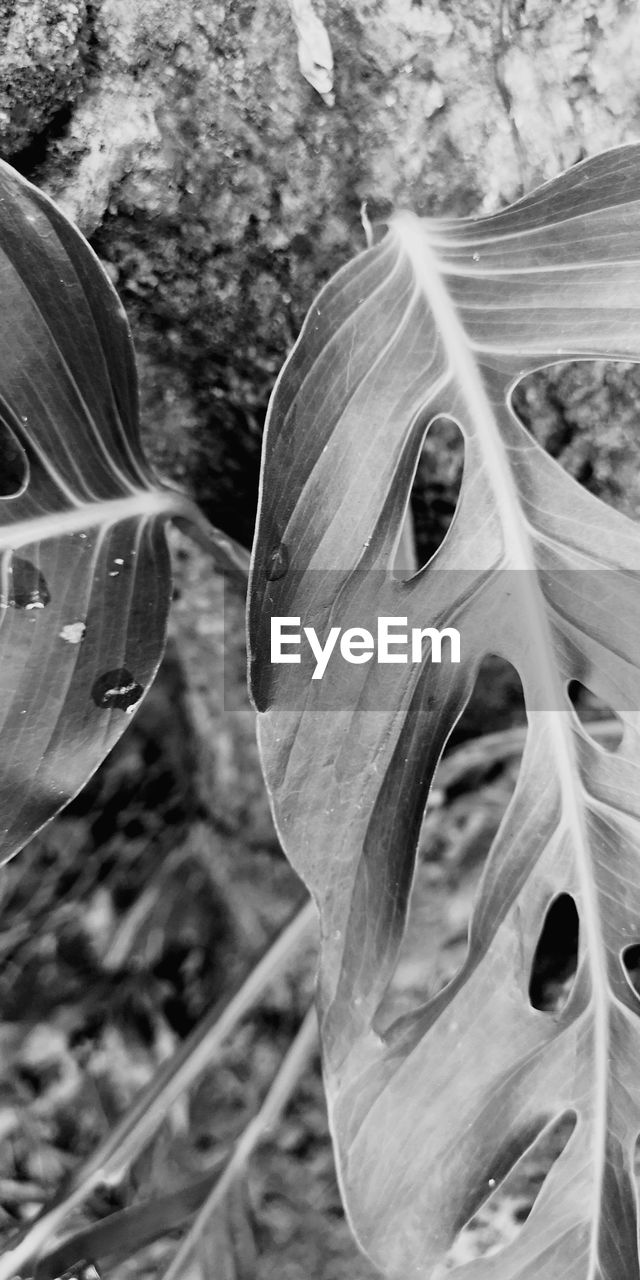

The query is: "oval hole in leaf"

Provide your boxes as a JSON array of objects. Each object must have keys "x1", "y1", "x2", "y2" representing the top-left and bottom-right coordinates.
[
  {"x1": 449, "y1": 654, "x2": 526, "y2": 752},
  {"x1": 0, "y1": 409, "x2": 28, "y2": 497},
  {"x1": 621, "y1": 944, "x2": 640, "y2": 1001},
  {"x1": 378, "y1": 661, "x2": 525, "y2": 1030},
  {"x1": 529, "y1": 893, "x2": 579, "y2": 1012},
  {"x1": 411, "y1": 415, "x2": 464, "y2": 568},
  {"x1": 566, "y1": 679, "x2": 623, "y2": 750},
  {"x1": 513, "y1": 361, "x2": 640, "y2": 516},
  {"x1": 444, "y1": 1111, "x2": 577, "y2": 1267}
]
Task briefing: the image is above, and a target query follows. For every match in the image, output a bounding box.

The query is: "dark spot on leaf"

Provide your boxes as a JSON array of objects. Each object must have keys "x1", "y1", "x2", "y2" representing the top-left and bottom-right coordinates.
[
  {"x1": 266, "y1": 540, "x2": 289, "y2": 581},
  {"x1": 91, "y1": 667, "x2": 143, "y2": 712},
  {"x1": 7, "y1": 556, "x2": 50, "y2": 609},
  {"x1": 529, "y1": 894, "x2": 579, "y2": 1012}
]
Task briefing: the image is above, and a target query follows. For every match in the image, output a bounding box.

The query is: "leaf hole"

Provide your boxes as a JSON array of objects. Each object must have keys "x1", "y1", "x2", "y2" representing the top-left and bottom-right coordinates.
[
  {"x1": 513, "y1": 361, "x2": 640, "y2": 517},
  {"x1": 529, "y1": 893, "x2": 579, "y2": 1012},
  {"x1": 410, "y1": 416, "x2": 464, "y2": 568},
  {"x1": 378, "y1": 660, "x2": 525, "y2": 1029},
  {"x1": 621, "y1": 945, "x2": 640, "y2": 1001},
  {"x1": 449, "y1": 654, "x2": 526, "y2": 751},
  {"x1": 566, "y1": 680, "x2": 623, "y2": 750},
  {"x1": 0, "y1": 407, "x2": 28, "y2": 497},
  {"x1": 443, "y1": 1111, "x2": 576, "y2": 1268}
]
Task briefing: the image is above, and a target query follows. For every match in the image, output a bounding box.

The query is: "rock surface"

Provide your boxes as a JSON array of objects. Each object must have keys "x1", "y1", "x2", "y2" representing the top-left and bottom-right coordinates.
[
  {"x1": 3, "y1": 0, "x2": 640, "y2": 546},
  {"x1": 0, "y1": 1, "x2": 89, "y2": 155}
]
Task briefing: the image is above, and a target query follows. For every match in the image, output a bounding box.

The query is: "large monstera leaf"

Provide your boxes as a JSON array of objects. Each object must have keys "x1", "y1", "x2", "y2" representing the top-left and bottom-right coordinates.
[
  {"x1": 0, "y1": 160, "x2": 245, "y2": 867},
  {"x1": 249, "y1": 145, "x2": 640, "y2": 1279}
]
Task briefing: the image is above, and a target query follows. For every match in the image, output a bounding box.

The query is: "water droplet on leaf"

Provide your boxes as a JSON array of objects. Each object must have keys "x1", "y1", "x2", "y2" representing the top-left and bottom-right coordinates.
[
  {"x1": 7, "y1": 557, "x2": 50, "y2": 609},
  {"x1": 57, "y1": 1262, "x2": 101, "y2": 1280},
  {"x1": 266, "y1": 541, "x2": 289, "y2": 581},
  {"x1": 91, "y1": 667, "x2": 143, "y2": 712}
]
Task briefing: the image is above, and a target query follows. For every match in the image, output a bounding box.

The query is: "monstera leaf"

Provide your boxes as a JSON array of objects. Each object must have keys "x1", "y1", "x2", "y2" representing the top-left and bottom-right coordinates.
[
  {"x1": 249, "y1": 145, "x2": 640, "y2": 1278},
  {"x1": 0, "y1": 160, "x2": 246, "y2": 867}
]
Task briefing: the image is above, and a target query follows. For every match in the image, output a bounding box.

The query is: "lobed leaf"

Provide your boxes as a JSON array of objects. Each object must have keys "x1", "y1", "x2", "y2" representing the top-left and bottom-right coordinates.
[
  {"x1": 249, "y1": 144, "x2": 640, "y2": 1278},
  {"x1": 0, "y1": 160, "x2": 247, "y2": 867}
]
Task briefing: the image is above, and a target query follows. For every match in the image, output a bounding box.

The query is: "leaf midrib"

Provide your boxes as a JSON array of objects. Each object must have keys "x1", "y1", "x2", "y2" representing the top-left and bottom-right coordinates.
[
  {"x1": 392, "y1": 210, "x2": 612, "y2": 1263},
  {"x1": 0, "y1": 489, "x2": 189, "y2": 552}
]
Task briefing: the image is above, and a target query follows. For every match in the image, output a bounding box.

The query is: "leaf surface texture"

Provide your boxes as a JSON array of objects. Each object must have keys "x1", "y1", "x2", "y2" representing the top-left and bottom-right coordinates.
[
  {"x1": 249, "y1": 146, "x2": 640, "y2": 1279},
  {"x1": 0, "y1": 162, "x2": 236, "y2": 864}
]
